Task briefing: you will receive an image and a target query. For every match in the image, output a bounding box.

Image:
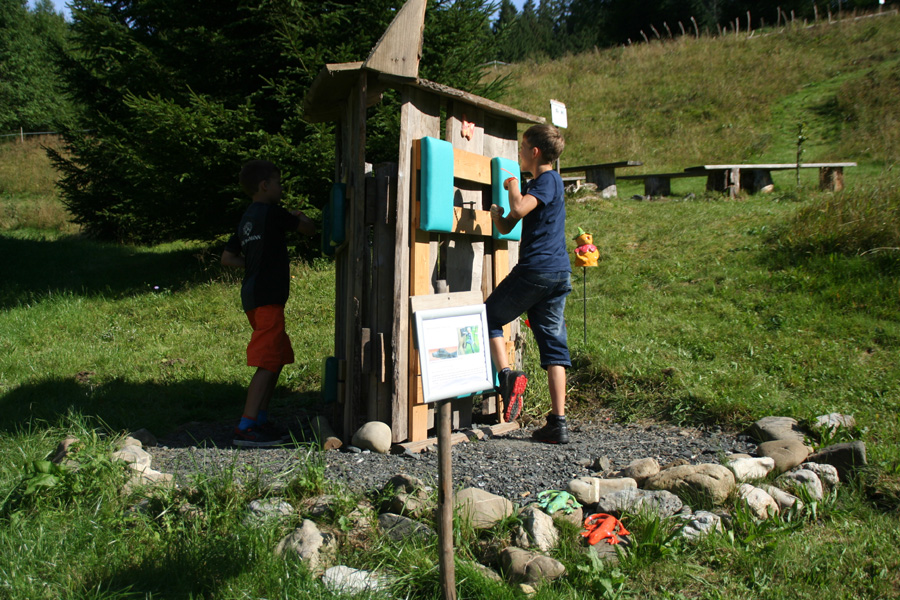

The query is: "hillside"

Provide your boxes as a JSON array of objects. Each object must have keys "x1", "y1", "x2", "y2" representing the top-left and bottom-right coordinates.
[{"x1": 494, "y1": 13, "x2": 900, "y2": 180}]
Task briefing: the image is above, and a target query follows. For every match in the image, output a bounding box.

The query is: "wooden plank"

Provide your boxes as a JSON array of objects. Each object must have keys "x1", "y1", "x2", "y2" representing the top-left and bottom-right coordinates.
[
  {"x1": 559, "y1": 160, "x2": 643, "y2": 172},
  {"x1": 363, "y1": 0, "x2": 426, "y2": 79},
  {"x1": 393, "y1": 86, "x2": 440, "y2": 443},
  {"x1": 380, "y1": 75, "x2": 545, "y2": 125},
  {"x1": 398, "y1": 421, "x2": 520, "y2": 453},
  {"x1": 451, "y1": 206, "x2": 492, "y2": 236},
  {"x1": 686, "y1": 162, "x2": 856, "y2": 170},
  {"x1": 372, "y1": 164, "x2": 397, "y2": 423},
  {"x1": 453, "y1": 147, "x2": 492, "y2": 185},
  {"x1": 619, "y1": 172, "x2": 706, "y2": 180},
  {"x1": 410, "y1": 291, "x2": 484, "y2": 313}
]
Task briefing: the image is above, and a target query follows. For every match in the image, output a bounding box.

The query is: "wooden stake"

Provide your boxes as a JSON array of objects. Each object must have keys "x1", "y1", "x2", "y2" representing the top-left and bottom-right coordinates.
[{"x1": 437, "y1": 399, "x2": 457, "y2": 600}]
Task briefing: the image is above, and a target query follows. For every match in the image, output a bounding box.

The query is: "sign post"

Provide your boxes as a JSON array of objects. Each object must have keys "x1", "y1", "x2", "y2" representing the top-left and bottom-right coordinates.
[
  {"x1": 550, "y1": 99, "x2": 568, "y2": 171},
  {"x1": 413, "y1": 302, "x2": 494, "y2": 600}
]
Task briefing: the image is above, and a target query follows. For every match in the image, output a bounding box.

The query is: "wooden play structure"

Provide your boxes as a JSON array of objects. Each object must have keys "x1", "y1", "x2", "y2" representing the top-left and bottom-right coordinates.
[{"x1": 303, "y1": 0, "x2": 545, "y2": 444}]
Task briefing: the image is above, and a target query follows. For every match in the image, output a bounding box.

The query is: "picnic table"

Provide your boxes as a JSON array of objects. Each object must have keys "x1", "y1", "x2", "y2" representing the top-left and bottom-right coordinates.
[
  {"x1": 686, "y1": 162, "x2": 858, "y2": 196},
  {"x1": 558, "y1": 160, "x2": 643, "y2": 198},
  {"x1": 619, "y1": 162, "x2": 857, "y2": 197}
]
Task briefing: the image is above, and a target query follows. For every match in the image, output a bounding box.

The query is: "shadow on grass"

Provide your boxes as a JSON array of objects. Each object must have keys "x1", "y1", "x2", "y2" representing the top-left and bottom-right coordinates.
[
  {"x1": 0, "y1": 233, "x2": 224, "y2": 309},
  {"x1": 0, "y1": 377, "x2": 323, "y2": 447}
]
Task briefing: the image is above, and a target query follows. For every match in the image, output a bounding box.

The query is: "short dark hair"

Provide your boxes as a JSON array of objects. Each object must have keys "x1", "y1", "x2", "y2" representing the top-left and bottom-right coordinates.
[
  {"x1": 524, "y1": 125, "x2": 565, "y2": 164},
  {"x1": 240, "y1": 160, "x2": 279, "y2": 197}
]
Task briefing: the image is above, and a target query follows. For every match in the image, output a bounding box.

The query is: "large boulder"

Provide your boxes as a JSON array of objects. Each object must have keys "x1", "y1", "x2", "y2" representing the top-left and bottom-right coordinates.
[
  {"x1": 566, "y1": 477, "x2": 636, "y2": 505},
  {"x1": 455, "y1": 488, "x2": 514, "y2": 529},
  {"x1": 351, "y1": 422, "x2": 392, "y2": 454},
  {"x1": 620, "y1": 458, "x2": 660, "y2": 487},
  {"x1": 595, "y1": 488, "x2": 684, "y2": 519},
  {"x1": 745, "y1": 416, "x2": 805, "y2": 443},
  {"x1": 737, "y1": 484, "x2": 779, "y2": 520},
  {"x1": 807, "y1": 441, "x2": 867, "y2": 481},
  {"x1": 726, "y1": 456, "x2": 775, "y2": 482},
  {"x1": 275, "y1": 519, "x2": 338, "y2": 574},
  {"x1": 644, "y1": 463, "x2": 735, "y2": 505},
  {"x1": 757, "y1": 439, "x2": 810, "y2": 473},
  {"x1": 516, "y1": 505, "x2": 558, "y2": 552},
  {"x1": 499, "y1": 547, "x2": 566, "y2": 584}
]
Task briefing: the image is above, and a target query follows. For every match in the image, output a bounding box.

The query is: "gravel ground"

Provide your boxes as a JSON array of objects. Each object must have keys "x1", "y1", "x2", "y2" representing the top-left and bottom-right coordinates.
[{"x1": 148, "y1": 416, "x2": 758, "y2": 503}]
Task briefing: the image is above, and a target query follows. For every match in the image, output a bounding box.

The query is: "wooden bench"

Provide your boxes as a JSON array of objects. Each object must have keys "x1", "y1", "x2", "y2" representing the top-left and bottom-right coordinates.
[
  {"x1": 684, "y1": 163, "x2": 858, "y2": 196},
  {"x1": 558, "y1": 160, "x2": 643, "y2": 198},
  {"x1": 618, "y1": 171, "x2": 706, "y2": 197}
]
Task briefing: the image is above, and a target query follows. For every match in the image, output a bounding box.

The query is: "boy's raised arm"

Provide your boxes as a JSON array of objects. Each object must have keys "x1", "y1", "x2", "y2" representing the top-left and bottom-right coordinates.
[{"x1": 292, "y1": 210, "x2": 316, "y2": 236}]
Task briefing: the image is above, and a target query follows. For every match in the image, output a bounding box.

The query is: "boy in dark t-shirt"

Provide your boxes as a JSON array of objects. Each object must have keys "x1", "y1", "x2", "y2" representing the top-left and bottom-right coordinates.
[
  {"x1": 222, "y1": 160, "x2": 315, "y2": 446},
  {"x1": 487, "y1": 125, "x2": 572, "y2": 444}
]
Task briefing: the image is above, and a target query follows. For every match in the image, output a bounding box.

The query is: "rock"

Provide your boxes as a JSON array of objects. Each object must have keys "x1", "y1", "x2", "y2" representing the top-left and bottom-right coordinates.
[
  {"x1": 595, "y1": 488, "x2": 684, "y2": 519},
  {"x1": 322, "y1": 566, "x2": 387, "y2": 595},
  {"x1": 726, "y1": 456, "x2": 775, "y2": 481},
  {"x1": 587, "y1": 538, "x2": 628, "y2": 564},
  {"x1": 812, "y1": 413, "x2": 856, "y2": 434},
  {"x1": 120, "y1": 436, "x2": 143, "y2": 449},
  {"x1": 799, "y1": 462, "x2": 840, "y2": 490},
  {"x1": 661, "y1": 458, "x2": 690, "y2": 470},
  {"x1": 591, "y1": 456, "x2": 612, "y2": 473},
  {"x1": 759, "y1": 484, "x2": 803, "y2": 512},
  {"x1": 552, "y1": 506, "x2": 584, "y2": 528},
  {"x1": 499, "y1": 547, "x2": 566, "y2": 584},
  {"x1": 679, "y1": 510, "x2": 724, "y2": 542},
  {"x1": 776, "y1": 469, "x2": 823, "y2": 502},
  {"x1": 466, "y1": 561, "x2": 502, "y2": 582},
  {"x1": 127, "y1": 463, "x2": 174, "y2": 487},
  {"x1": 128, "y1": 428, "x2": 158, "y2": 448},
  {"x1": 517, "y1": 505, "x2": 558, "y2": 552},
  {"x1": 379, "y1": 474, "x2": 431, "y2": 518},
  {"x1": 275, "y1": 519, "x2": 337, "y2": 574},
  {"x1": 378, "y1": 513, "x2": 434, "y2": 542},
  {"x1": 566, "y1": 477, "x2": 637, "y2": 505},
  {"x1": 644, "y1": 463, "x2": 735, "y2": 505},
  {"x1": 621, "y1": 458, "x2": 660, "y2": 486},
  {"x1": 351, "y1": 422, "x2": 392, "y2": 454},
  {"x1": 518, "y1": 583, "x2": 537, "y2": 597},
  {"x1": 807, "y1": 441, "x2": 867, "y2": 480},
  {"x1": 745, "y1": 416, "x2": 805, "y2": 443},
  {"x1": 112, "y1": 445, "x2": 153, "y2": 469},
  {"x1": 246, "y1": 498, "x2": 294, "y2": 524},
  {"x1": 737, "y1": 484, "x2": 779, "y2": 519},
  {"x1": 455, "y1": 488, "x2": 514, "y2": 529},
  {"x1": 304, "y1": 494, "x2": 338, "y2": 519},
  {"x1": 50, "y1": 436, "x2": 79, "y2": 465},
  {"x1": 757, "y1": 439, "x2": 810, "y2": 473}
]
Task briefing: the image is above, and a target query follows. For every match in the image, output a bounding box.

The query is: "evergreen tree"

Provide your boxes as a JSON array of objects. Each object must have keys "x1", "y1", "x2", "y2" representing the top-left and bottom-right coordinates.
[
  {"x1": 50, "y1": 0, "x2": 498, "y2": 244},
  {"x1": 0, "y1": 0, "x2": 76, "y2": 132}
]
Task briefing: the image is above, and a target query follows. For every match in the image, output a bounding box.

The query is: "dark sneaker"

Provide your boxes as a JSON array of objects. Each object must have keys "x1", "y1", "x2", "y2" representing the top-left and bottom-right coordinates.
[
  {"x1": 233, "y1": 426, "x2": 283, "y2": 447},
  {"x1": 256, "y1": 421, "x2": 290, "y2": 441},
  {"x1": 532, "y1": 414, "x2": 569, "y2": 444},
  {"x1": 499, "y1": 369, "x2": 527, "y2": 421}
]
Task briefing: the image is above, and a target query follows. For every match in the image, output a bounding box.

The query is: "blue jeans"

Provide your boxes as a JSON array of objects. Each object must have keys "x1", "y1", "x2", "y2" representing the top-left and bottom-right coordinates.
[{"x1": 486, "y1": 267, "x2": 572, "y2": 368}]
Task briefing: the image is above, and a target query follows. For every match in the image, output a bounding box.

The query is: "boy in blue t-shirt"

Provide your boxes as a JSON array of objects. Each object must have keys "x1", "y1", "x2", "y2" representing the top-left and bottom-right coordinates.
[
  {"x1": 221, "y1": 160, "x2": 315, "y2": 447},
  {"x1": 487, "y1": 124, "x2": 572, "y2": 444}
]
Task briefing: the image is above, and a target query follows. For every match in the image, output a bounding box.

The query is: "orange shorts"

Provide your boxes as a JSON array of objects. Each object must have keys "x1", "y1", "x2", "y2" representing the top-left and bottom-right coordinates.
[{"x1": 246, "y1": 305, "x2": 294, "y2": 372}]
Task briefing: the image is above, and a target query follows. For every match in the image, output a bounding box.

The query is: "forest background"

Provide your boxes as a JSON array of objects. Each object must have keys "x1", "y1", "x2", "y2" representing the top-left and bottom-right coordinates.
[{"x1": 2, "y1": 0, "x2": 890, "y2": 245}]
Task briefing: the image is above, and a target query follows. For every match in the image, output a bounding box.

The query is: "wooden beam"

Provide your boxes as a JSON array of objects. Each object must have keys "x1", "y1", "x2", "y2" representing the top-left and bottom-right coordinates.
[{"x1": 363, "y1": 0, "x2": 427, "y2": 79}]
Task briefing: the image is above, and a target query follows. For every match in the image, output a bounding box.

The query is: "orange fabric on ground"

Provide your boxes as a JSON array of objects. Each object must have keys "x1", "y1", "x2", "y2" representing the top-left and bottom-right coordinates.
[{"x1": 246, "y1": 305, "x2": 294, "y2": 372}]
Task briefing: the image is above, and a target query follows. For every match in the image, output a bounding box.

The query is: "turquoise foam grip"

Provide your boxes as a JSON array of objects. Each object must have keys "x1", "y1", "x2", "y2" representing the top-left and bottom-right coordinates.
[
  {"x1": 330, "y1": 183, "x2": 346, "y2": 245},
  {"x1": 491, "y1": 157, "x2": 522, "y2": 241},
  {"x1": 419, "y1": 136, "x2": 455, "y2": 233},
  {"x1": 320, "y1": 199, "x2": 334, "y2": 256},
  {"x1": 321, "y1": 356, "x2": 338, "y2": 403}
]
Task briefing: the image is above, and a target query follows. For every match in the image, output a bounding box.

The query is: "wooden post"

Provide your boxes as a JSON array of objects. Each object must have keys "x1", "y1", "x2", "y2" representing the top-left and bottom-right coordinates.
[{"x1": 437, "y1": 398, "x2": 456, "y2": 600}]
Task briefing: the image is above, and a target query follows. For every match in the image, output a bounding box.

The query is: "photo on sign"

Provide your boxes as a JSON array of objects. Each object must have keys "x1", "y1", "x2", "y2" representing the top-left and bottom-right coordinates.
[{"x1": 414, "y1": 304, "x2": 494, "y2": 403}]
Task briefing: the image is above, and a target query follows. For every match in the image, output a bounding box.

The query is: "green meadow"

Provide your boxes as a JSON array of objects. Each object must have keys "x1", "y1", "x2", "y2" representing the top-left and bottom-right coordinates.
[{"x1": 1, "y1": 14, "x2": 899, "y2": 599}]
